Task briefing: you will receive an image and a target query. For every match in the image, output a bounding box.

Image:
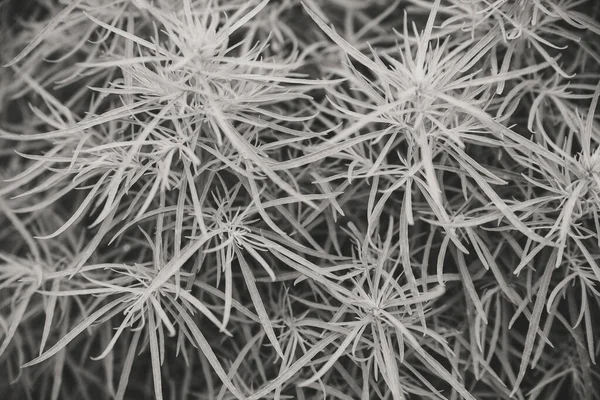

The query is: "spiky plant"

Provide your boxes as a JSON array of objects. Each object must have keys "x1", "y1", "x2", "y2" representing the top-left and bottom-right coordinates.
[{"x1": 1, "y1": 0, "x2": 600, "y2": 399}]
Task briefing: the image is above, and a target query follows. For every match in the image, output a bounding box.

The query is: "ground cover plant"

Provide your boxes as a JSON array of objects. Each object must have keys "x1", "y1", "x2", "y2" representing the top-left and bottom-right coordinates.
[{"x1": 1, "y1": 0, "x2": 600, "y2": 399}]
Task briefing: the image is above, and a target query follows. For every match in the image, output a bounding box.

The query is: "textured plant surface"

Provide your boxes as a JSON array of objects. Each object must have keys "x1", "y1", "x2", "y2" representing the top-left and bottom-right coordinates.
[{"x1": 1, "y1": 0, "x2": 600, "y2": 399}]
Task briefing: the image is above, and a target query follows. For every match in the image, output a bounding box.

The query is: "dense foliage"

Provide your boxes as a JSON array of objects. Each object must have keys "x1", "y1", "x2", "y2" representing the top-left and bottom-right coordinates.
[{"x1": 1, "y1": 1, "x2": 600, "y2": 399}]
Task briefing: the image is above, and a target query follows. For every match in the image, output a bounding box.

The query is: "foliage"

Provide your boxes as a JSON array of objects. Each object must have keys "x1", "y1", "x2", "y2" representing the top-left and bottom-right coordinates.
[{"x1": 1, "y1": 0, "x2": 600, "y2": 399}]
